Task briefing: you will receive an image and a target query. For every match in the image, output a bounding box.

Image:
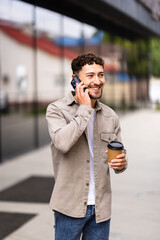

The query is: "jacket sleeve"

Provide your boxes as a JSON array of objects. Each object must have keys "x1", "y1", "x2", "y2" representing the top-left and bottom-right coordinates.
[
  {"x1": 114, "y1": 116, "x2": 128, "y2": 174},
  {"x1": 46, "y1": 103, "x2": 94, "y2": 153}
]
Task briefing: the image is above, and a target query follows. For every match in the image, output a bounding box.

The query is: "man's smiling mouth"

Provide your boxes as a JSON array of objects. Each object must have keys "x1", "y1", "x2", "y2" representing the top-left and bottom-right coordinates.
[{"x1": 89, "y1": 85, "x2": 102, "y2": 89}]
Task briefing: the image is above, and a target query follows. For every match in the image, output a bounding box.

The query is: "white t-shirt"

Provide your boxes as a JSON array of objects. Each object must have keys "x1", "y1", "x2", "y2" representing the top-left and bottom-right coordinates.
[{"x1": 87, "y1": 110, "x2": 95, "y2": 205}]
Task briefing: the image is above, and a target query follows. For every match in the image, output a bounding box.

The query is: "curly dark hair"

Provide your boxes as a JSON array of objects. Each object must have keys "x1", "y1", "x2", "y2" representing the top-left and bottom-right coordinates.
[{"x1": 71, "y1": 52, "x2": 104, "y2": 74}]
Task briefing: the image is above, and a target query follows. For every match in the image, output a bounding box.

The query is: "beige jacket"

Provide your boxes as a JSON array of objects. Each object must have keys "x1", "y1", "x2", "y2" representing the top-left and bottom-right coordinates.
[{"x1": 46, "y1": 91, "x2": 126, "y2": 223}]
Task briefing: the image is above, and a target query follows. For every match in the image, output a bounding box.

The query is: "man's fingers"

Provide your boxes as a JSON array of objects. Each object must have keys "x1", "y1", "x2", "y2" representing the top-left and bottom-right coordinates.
[
  {"x1": 116, "y1": 153, "x2": 125, "y2": 159},
  {"x1": 111, "y1": 158, "x2": 126, "y2": 163},
  {"x1": 76, "y1": 82, "x2": 87, "y2": 94},
  {"x1": 110, "y1": 160, "x2": 126, "y2": 169},
  {"x1": 85, "y1": 88, "x2": 89, "y2": 94}
]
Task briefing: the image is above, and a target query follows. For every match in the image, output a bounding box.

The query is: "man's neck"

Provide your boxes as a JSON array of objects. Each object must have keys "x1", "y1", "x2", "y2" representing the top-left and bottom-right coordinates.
[{"x1": 91, "y1": 99, "x2": 97, "y2": 108}]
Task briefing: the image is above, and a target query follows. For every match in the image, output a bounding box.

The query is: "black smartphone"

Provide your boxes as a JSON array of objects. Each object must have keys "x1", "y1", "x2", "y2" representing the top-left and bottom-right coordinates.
[{"x1": 71, "y1": 75, "x2": 81, "y2": 89}]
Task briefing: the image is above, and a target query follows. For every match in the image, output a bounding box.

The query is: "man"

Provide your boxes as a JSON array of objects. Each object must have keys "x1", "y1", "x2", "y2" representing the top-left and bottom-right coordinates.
[{"x1": 46, "y1": 52, "x2": 127, "y2": 240}]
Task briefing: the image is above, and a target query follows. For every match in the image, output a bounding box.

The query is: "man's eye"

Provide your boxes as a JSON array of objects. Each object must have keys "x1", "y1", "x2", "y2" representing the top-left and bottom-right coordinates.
[{"x1": 99, "y1": 73, "x2": 104, "y2": 77}]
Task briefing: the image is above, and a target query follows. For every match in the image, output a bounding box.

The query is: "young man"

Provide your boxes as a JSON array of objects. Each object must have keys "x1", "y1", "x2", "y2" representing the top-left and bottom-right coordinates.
[{"x1": 46, "y1": 52, "x2": 127, "y2": 240}]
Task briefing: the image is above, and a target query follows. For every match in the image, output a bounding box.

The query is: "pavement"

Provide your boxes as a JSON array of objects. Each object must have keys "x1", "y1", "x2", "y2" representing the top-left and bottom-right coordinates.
[{"x1": 0, "y1": 109, "x2": 160, "y2": 240}]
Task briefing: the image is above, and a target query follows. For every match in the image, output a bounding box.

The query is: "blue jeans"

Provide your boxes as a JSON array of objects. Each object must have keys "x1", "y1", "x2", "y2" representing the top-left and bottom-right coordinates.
[{"x1": 54, "y1": 205, "x2": 110, "y2": 240}]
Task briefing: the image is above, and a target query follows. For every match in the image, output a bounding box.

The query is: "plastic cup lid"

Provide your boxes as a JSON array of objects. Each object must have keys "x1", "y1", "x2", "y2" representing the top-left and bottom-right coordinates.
[{"x1": 107, "y1": 141, "x2": 124, "y2": 150}]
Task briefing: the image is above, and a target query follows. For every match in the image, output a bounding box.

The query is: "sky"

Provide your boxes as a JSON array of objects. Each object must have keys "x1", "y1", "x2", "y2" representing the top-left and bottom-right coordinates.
[{"x1": 0, "y1": 0, "x2": 96, "y2": 38}]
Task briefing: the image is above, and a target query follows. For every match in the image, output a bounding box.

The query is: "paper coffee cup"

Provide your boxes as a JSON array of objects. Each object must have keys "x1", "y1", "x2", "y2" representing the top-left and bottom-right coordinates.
[{"x1": 107, "y1": 141, "x2": 124, "y2": 163}]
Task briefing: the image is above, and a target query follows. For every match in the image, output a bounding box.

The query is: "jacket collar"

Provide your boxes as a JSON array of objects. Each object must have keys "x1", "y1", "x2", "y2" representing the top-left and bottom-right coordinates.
[
  {"x1": 66, "y1": 91, "x2": 102, "y2": 111},
  {"x1": 66, "y1": 91, "x2": 77, "y2": 105}
]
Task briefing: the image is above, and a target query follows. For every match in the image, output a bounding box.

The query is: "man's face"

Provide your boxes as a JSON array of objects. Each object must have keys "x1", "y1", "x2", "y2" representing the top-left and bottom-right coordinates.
[{"x1": 78, "y1": 63, "x2": 105, "y2": 99}]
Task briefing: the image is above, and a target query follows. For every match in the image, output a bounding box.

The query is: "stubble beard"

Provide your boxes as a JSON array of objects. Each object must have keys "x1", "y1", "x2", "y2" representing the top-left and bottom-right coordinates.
[{"x1": 89, "y1": 89, "x2": 103, "y2": 100}]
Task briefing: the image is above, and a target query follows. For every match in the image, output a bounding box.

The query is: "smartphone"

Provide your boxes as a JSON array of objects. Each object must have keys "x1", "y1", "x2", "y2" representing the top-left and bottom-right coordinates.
[{"x1": 71, "y1": 75, "x2": 81, "y2": 89}]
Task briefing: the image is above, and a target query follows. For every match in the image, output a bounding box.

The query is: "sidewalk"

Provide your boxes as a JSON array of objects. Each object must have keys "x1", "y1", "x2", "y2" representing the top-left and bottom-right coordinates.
[
  {"x1": 0, "y1": 109, "x2": 160, "y2": 240},
  {"x1": 0, "y1": 146, "x2": 54, "y2": 240}
]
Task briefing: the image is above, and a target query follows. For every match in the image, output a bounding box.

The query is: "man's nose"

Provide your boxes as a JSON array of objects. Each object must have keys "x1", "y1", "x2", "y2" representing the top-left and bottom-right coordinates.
[{"x1": 93, "y1": 75, "x2": 101, "y2": 84}]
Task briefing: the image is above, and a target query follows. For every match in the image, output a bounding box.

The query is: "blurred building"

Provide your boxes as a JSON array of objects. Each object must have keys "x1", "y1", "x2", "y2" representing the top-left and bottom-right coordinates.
[
  {"x1": 0, "y1": 21, "x2": 76, "y2": 109},
  {"x1": 1, "y1": 0, "x2": 160, "y2": 161},
  {"x1": 1, "y1": 21, "x2": 133, "y2": 109}
]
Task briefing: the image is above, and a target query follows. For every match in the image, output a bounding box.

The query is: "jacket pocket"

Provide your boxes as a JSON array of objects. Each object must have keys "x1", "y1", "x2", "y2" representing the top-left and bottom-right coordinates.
[
  {"x1": 100, "y1": 133, "x2": 117, "y2": 143},
  {"x1": 100, "y1": 133, "x2": 117, "y2": 162}
]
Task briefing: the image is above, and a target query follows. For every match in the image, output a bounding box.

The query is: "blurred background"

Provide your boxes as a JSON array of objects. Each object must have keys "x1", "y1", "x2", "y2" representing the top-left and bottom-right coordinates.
[
  {"x1": 0, "y1": 0, "x2": 160, "y2": 163},
  {"x1": 0, "y1": 1, "x2": 160, "y2": 240}
]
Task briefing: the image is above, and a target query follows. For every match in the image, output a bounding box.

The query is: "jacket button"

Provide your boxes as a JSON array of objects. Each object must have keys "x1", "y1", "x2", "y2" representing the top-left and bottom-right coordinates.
[
  {"x1": 86, "y1": 183, "x2": 89, "y2": 186},
  {"x1": 87, "y1": 160, "x2": 89, "y2": 163},
  {"x1": 84, "y1": 201, "x2": 87, "y2": 205}
]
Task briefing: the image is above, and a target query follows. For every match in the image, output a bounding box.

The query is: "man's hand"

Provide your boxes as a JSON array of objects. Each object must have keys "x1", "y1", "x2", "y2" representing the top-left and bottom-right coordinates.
[
  {"x1": 105, "y1": 150, "x2": 126, "y2": 170},
  {"x1": 74, "y1": 82, "x2": 91, "y2": 107}
]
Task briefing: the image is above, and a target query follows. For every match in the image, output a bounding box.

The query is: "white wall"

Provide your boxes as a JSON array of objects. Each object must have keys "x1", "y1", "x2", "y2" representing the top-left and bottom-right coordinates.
[
  {"x1": 149, "y1": 77, "x2": 160, "y2": 103},
  {"x1": 0, "y1": 30, "x2": 73, "y2": 104}
]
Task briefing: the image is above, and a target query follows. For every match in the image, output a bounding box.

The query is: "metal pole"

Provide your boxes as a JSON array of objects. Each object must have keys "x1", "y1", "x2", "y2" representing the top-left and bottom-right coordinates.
[
  {"x1": 61, "y1": 14, "x2": 65, "y2": 98},
  {"x1": 0, "y1": 42, "x2": 2, "y2": 163},
  {"x1": 33, "y1": 4, "x2": 39, "y2": 149},
  {"x1": 147, "y1": 39, "x2": 152, "y2": 103}
]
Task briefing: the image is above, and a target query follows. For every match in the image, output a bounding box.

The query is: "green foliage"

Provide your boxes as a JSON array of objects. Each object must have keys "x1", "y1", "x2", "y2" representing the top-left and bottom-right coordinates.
[
  {"x1": 102, "y1": 32, "x2": 160, "y2": 78},
  {"x1": 151, "y1": 39, "x2": 160, "y2": 77},
  {"x1": 155, "y1": 101, "x2": 160, "y2": 110},
  {"x1": 25, "y1": 107, "x2": 46, "y2": 116},
  {"x1": 124, "y1": 39, "x2": 149, "y2": 78},
  {"x1": 103, "y1": 32, "x2": 112, "y2": 43}
]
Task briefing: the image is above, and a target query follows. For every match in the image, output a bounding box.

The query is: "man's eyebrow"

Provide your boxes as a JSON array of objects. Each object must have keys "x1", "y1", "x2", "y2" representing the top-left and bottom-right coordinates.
[
  {"x1": 85, "y1": 71, "x2": 104, "y2": 75},
  {"x1": 85, "y1": 72, "x2": 94, "y2": 75}
]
